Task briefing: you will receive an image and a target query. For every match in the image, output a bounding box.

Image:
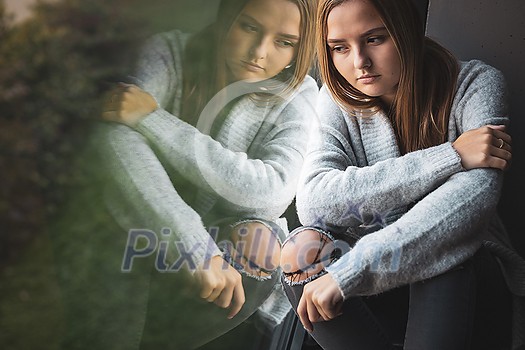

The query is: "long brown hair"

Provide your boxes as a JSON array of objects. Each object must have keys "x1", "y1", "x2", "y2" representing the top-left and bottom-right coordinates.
[
  {"x1": 317, "y1": 0, "x2": 459, "y2": 154},
  {"x1": 181, "y1": 0, "x2": 317, "y2": 127}
]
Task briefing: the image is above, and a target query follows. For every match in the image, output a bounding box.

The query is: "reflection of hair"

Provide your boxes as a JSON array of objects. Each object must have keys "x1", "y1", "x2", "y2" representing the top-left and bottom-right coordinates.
[
  {"x1": 317, "y1": 0, "x2": 459, "y2": 154},
  {"x1": 181, "y1": 0, "x2": 316, "y2": 126}
]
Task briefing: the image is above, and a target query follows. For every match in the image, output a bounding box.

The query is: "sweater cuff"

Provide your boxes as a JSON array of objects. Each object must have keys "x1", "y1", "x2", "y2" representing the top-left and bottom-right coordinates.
[
  {"x1": 325, "y1": 254, "x2": 363, "y2": 300},
  {"x1": 424, "y1": 142, "x2": 464, "y2": 179},
  {"x1": 191, "y1": 246, "x2": 224, "y2": 275},
  {"x1": 136, "y1": 108, "x2": 181, "y2": 138},
  {"x1": 169, "y1": 230, "x2": 223, "y2": 275}
]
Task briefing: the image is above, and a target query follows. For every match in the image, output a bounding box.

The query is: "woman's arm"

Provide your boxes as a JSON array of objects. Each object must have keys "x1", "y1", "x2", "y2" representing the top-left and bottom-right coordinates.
[
  {"x1": 328, "y1": 167, "x2": 501, "y2": 298},
  {"x1": 102, "y1": 31, "x2": 184, "y2": 126},
  {"x1": 297, "y1": 83, "x2": 509, "y2": 229}
]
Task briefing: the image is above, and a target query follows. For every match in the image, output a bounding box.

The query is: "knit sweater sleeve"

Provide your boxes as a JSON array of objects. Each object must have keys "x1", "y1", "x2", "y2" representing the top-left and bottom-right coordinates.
[
  {"x1": 96, "y1": 123, "x2": 222, "y2": 270},
  {"x1": 325, "y1": 60, "x2": 509, "y2": 298},
  {"x1": 135, "y1": 78, "x2": 318, "y2": 211},
  {"x1": 296, "y1": 85, "x2": 463, "y2": 228}
]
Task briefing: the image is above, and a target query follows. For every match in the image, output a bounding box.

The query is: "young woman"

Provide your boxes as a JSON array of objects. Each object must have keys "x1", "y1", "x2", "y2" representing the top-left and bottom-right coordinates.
[
  {"x1": 56, "y1": 0, "x2": 317, "y2": 349},
  {"x1": 280, "y1": 0, "x2": 524, "y2": 349}
]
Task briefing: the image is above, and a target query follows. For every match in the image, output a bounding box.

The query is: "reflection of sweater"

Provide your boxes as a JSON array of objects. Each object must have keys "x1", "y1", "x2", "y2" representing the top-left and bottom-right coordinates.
[
  {"x1": 297, "y1": 60, "x2": 525, "y2": 348},
  {"x1": 97, "y1": 30, "x2": 318, "y2": 268}
]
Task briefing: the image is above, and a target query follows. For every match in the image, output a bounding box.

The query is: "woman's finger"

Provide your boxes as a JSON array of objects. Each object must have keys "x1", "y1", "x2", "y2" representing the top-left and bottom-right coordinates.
[
  {"x1": 197, "y1": 273, "x2": 221, "y2": 301},
  {"x1": 489, "y1": 148, "x2": 512, "y2": 170},
  {"x1": 491, "y1": 146, "x2": 512, "y2": 160},
  {"x1": 117, "y1": 82, "x2": 135, "y2": 89},
  {"x1": 491, "y1": 128, "x2": 512, "y2": 145},
  {"x1": 491, "y1": 137, "x2": 512, "y2": 153},
  {"x1": 306, "y1": 297, "x2": 324, "y2": 324},
  {"x1": 297, "y1": 295, "x2": 313, "y2": 332},
  {"x1": 312, "y1": 296, "x2": 331, "y2": 322},
  {"x1": 205, "y1": 284, "x2": 223, "y2": 302},
  {"x1": 482, "y1": 149, "x2": 510, "y2": 170},
  {"x1": 324, "y1": 298, "x2": 343, "y2": 320},
  {"x1": 198, "y1": 280, "x2": 213, "y2": 300},
  {"x1": 227, "y1": 283, "x2": 245, "y2": 319},
  {"x1": 101, "y1": 110, "x2": 119, "y2": 122},
  {"x1": 214, "y1": 283, "x2": 234, "y2": 309}
]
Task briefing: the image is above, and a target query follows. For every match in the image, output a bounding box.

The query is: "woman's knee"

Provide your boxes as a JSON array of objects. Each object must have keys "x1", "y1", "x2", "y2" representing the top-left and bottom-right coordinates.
[
  {"x1": 280, "y1": 227, "x2": 340, "y2": 285},
  {"x1": 225, "y1": 219, "x2": 283, "y2": 279}
]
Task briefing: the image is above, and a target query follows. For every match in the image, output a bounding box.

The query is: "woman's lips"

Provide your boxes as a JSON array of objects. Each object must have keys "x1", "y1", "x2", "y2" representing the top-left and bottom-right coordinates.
[
  {"x1": 357, "y1": 74, "x2": 380, "y2": 84},
  {"x1": 241, "y1": 60, "x2": 264, "y2": 72}
]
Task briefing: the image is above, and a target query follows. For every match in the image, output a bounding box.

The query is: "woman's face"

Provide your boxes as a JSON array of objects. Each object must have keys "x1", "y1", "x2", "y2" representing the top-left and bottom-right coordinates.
[
  {"x1": 327, "y1": 0, "x2": 401, "y2": 106},
  {"x1": 224, "y1": 0, "x2": 301, "y2": 83}
]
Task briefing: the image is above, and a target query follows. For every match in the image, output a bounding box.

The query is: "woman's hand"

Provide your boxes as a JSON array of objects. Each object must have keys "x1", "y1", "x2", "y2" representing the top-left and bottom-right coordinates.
[
  {"x1": 297, "y1": 272, "x2": 344, "y2": 332},
  {"x1": 102, "y1": 83, "x2": 158, "y2": 127},
  {"x1": 194, "y1": 255, "x2": 246, "y2": 319},
  {"x1": 452, "y1": 125, "x2": 512, "y2": 170}
]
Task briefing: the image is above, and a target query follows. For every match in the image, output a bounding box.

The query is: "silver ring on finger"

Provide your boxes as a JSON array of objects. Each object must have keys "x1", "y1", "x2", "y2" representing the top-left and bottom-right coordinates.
[{"x1": 498, "y1": 138, "x2": 504, "y2": 149}]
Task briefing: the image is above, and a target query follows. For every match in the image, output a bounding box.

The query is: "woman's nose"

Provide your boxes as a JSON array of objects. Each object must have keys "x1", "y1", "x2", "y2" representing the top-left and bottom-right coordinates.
[
  {"x1": 354, "y1": 48, "x2": 371, "y2": 69},
  {"x1": 250, "y1": 37, "x2": 270, "y2": 60}
]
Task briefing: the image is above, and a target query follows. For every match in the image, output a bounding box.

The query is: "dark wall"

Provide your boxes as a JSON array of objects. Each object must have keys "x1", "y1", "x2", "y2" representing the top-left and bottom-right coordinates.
[
  {"x1": 413, "y1": 0, "x2": 430, "y2": 25},
  {"x1": 426, "y1": 0, "x2": 525, "y2": 256}
]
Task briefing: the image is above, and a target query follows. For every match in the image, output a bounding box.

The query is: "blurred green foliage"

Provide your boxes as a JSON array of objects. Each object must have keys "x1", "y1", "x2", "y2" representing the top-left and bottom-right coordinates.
[
  {"x1": 0, "y1": 0, "x2": 221, "y2": 264},
  {"x1": 0, "y1": 0, "x2": 149, "y2": 264},
  {"x1": 0, "y1": 1, "x2": 218, "y2": 348}
]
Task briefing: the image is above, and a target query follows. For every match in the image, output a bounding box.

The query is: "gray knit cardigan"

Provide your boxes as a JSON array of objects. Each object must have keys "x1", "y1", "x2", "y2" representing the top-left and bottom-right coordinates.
[{"x1": 297, "y1": 60, "x2": 525, "y2": 349}]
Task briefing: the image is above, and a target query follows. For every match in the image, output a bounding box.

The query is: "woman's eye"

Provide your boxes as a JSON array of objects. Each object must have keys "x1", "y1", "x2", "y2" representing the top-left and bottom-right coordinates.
[
  {"x1": 276, "y1": 40, "x2": 295, "y2": 48},
  {"x1": 367, "y1": 36, "x2": 385, "y2": 45},
  {"x1": 240, "y1": 22, "x2": 258, "y2": 33},
  {"x1": 330, "y1": 45, "x2": 347, "y2": 53}
]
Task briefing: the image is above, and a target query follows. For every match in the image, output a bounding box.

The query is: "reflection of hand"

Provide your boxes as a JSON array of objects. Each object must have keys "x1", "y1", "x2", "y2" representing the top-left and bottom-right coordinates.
[
  {"x1": 452, "y1": 125, "x2": 512, "y2": 170},
  {"x1": 102, "y1": 83, "x2": 158, "y2": 127},
  {"x1": 194, "y1": 255, "x2": 246, "y2": 319},
  {"x1": 297, "y1": 273, "x2": 343, "y2": 332}
]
